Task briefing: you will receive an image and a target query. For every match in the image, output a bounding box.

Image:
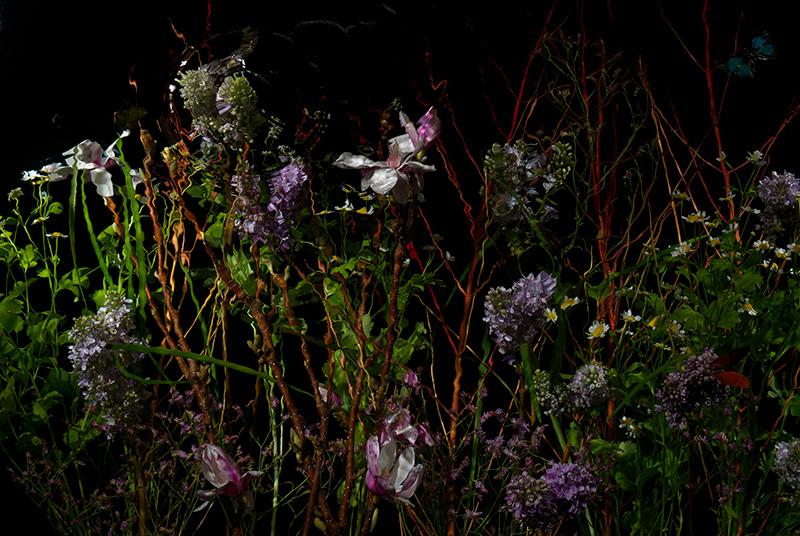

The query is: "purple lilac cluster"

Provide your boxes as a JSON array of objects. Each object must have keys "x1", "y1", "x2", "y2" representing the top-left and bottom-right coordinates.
[
  {"x1": 655, "y1": 349, "x2": 729, "y2": 431},
  {"x1": 67, "y1": 290, "x2": 145, "y2": 434},
  {"x1": 503, "y1": 461, "x2": 599, "y2": 529},
  {"x1": 757, "y1": 171, "x2": 800, "y2": 234},
  {"x1": 774, "y1": 439, "x2": 800, "y2": 494},
  {"x1": 483, "y1": 272, "x2": 557, "y2": 360},
  {"x1": 264, "y1": 161, "x2": 309, "y2": 251},
  {"x1": 231, "y1": 162, "x2": 308, "y2": 250}
]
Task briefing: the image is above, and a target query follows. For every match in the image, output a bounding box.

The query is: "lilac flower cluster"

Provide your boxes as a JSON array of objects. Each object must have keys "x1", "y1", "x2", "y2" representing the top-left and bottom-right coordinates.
[
  {"x1": 483, "y1": 272, "x2": 557, "y2": 359},
  {"x1": 774, "y1": 439, "x2": 800, "y2": 493},
  {"x1": 67, "y1": 290, "x2": 145, "y2": 434},
  {"x1": 264, "y1": 161, "x2": 309, "y2": 251},
  {"x1": 757, "y1": 171, "x2": 800, "y2": 234},
  {"x1": 655, "y1": 348, "x2": 729, "y2": 431},
  {"x1": 503, "y1": 461, "x2": 598, "y2": 529},
  {"x1": 231, "y1": 162, "x2": 308, "y2": 249}
]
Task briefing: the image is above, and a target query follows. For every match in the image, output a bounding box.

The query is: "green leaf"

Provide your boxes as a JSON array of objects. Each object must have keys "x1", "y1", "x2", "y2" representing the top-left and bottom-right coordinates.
[
  {"x1": 0, "y1": 296, "x2": 24, "y2": 333},
  {"x1": 204, "y1": 222, "x2": 224, "y2": 248}
]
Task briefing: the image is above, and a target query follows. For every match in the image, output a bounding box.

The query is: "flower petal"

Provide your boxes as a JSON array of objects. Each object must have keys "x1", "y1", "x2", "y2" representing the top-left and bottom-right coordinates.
[
  {"x1": 388, "y1": 134, "x2": 415, "y2": 158},
  {"x1": 366, "y1": 168, "x2": 399, "y2": 195},
  {"x1": 389, "y1": 445, "x2": 416, "y2": 489},
  {"x1": 334, "y1": 153, "x2": 378, "y2": 169},
  {"x1": 89, "y1": 168, "x2": 115, "y2": 197},
  {"x1": 395, "y1": 464, "x2": 423, "y2": 500}
]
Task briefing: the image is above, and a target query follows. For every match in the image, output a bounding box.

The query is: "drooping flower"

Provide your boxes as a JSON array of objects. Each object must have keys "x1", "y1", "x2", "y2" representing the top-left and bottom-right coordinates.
[
  {"x1": 334, "y1": 108, "x2": 439, "y2": 203},
  {"x1": 483, "y1": 272, "x2": 557, "y2": 360},
  {"x1": 365, "y1": 436, "x2": 423, "y2": 502},
  {"x1": 67, "y1": 289, "x2": 145, "y2": 433},
  {"x1": 196, "y1": 444, "x2": 263, "y2": 513}
]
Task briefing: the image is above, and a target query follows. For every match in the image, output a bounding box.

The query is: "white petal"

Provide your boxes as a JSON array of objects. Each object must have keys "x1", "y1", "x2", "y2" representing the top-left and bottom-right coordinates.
[
  {"x1": 334, "y1": 153, "x2": 377, "y2": 169},
  {"x1": 90, "y1": 168, "x2": 114, "y2": 197},
  {"x1": 389, "y1": 135, "x2": 415, "y2": 157},
  {"x1": 401, "y1": 161, "x2": 435, "y2": 173},
  {"x1": 367, "y1": 168, "x2": 399, "y2": 195},
  {"x1": 390, "y1": 446, "x2": 416, "y2": 490}
]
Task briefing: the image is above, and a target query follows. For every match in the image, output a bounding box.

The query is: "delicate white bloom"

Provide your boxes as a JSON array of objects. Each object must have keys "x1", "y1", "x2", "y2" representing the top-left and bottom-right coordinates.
[
  {"x1": 672, "y1": 241, "x2": 693, "y2": 257},
  {"x1": 775, "y1": 247, "x2": 791, "y2": 260},
  {"x1": 682, "y1": 211, "x2": 709, "y2": 224},
  {"x1": 746, "y1": 150, "x2": 766, "y2": 166},
  {"x1": 586, "y1": 320, "x2": 609, "y2": 340},
  {"x1": 738, "y1": 300, "x2": 758, "y2": 316},
  {"x1": 560, "y1": 296, "x2": 580, "y2": 310},
  {"x1": 545, "y1": 308, "x2": 558, "y2": 322},
  {"x1": 754, "y1": 239, "x2": 772, "y2": 251},
  {"x1": 788, "y1": 243, "x2": 800, "y2": 255},
  {"x1": 708, "y1": 236, "x2": 722, "y2": 247},
  {"x1": 621, "y1": 309, "x2": 641, "y2": 323}
]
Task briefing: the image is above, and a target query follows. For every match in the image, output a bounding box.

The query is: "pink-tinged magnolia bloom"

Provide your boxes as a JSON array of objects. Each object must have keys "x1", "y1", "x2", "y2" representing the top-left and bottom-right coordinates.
[
  {"x1": 196, "y1": 444, "x2": 263, "y2": 513},
  {"x1": 333, "y1": 109, "x2": 439, "y2": 203},
  {"x1": 365, "y1": 436, "x2": 423, "y2": 503},
  {"x1": 59, "y1": 131, "x2": 129, "y2": 197}
]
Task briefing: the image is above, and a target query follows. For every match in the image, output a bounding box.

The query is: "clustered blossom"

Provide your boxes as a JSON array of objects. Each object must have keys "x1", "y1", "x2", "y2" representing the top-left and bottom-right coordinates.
[
  {"x1": 531, "y1": 363, "x2": 611, "y2": 415},
  {"x1": 231, "y1": 162, "x2": 308, "y2": 249},
  {"x1": 503, "y1": 462, "x2": 598, "y2": 529},
  {"x1": 757, "y1": 171, "x2": 800, "y2": 234},
  {"x1": 264, "y1": 161, "x2": 309, "y2": 251},
  {"x1": 334, "y1": 108, "x2": 440, "y2": 203},
  {"x1": 483, "y1": 272, "x2": 557, "y2": 360},
  {"x1": 485, "y1": 141, "x2": 561, "y2": 224},
  {"x1": 67, "y1": 290, "x2": 145, "y2": 433},
  {"x1": 655, "y1": 348, "x2": 730, "y2": 431},
  {"x1": 567, "y1": 363, "x2": 612, "y2": 412},
  {"x1": 774, "y1": 439, "x2": 800, "y2": 499},
  {"x1": 177, "y1": 69, "x2": 265, "y2": 147}
]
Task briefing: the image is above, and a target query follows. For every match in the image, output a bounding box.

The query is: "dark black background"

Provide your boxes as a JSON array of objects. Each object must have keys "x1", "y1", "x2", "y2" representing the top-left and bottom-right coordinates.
[{"x1": 1, "y1": 0, "x2": 799, "y2": 532}]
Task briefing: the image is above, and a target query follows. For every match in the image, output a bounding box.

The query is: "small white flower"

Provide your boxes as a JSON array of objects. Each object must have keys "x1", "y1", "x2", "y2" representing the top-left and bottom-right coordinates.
[
  {"x1": 708, "y1": 236, "x2": 722, "y2": 247},
  {"x1": 668, "y1": 320, "x2": 685, "y2": 337},
  {"x1": 621, "y1": 309, "x2": 641, "y2": 323},
  {"x1": 560, "y1": 296, "x2": 580, "y2": 310},
  {"x1": 738, "y1": 300, "x2": 758, "y2": 316},
  {"x1": 587, "y1": 320, "x2": 610, "y2": 340},
  {"x1": 682, "y1": 211, "x2": 709, "y2": 224},
  {"x1": 754, "y1": 239, "x2": 772, "y2": 251},
  {"x1": 788, "y1": 243, "x2": 800, "y2": 255},
  {"x1": 746, "y1": 150, "x2": 766, "y2": 166},
  {"x1": 672, "y1": 241, "x2": 693, "y2": 257},
  {"x1": 775, "y1": 248, "x2": 791, "y2": 260},
  {"x1": 545, "y1": 308, "x2": 558, "y2": 322}
]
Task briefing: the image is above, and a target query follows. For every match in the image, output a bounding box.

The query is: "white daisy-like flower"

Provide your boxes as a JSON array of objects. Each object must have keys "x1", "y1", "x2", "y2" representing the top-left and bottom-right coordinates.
[
  {"x1": 682, "y1": 211, "x2": 709, "y2": 224},
  {"x1": 708, "y1": 236, "x2": 722, "y2": 247},
  {"x1": 621, "y1": 309, "x2": 641, "y2": 323},
  {"x1": 587, "y1": 320, "x2": 610, "y2": 340},
  {"x1": 746, "y1": 150, "x2": 766, "y2": 166},
  {"x1": 754, "y1": 239, "x2": 772, "y2": 251},
  {"x1": 545, "y1": 308, "x2": 558, "y2": 322},
  {"x1": 560, "y1": 296, "x2": 580, "y2": 310},
  {"x1": 788, "y1": 243, "x2": 800, "y2": 255},
  {"x1": 672, "y1": 241, "x2": 693, "y2": 257},
  {"x1": 775, "y1": 248, "x2": 791, "y2": 260},
  {"x1": 738, "y1": 300, "x2": 758, "y2": 316},
  {"x1": 668, "y1": 320, "x2": 685, "y2": 337}
]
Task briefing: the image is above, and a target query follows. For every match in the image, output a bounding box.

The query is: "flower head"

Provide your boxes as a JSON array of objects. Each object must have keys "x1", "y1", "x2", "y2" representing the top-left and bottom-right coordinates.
[
  {"x1": 365, "y1": 436, "x2": 423, "y2": 503},
  {"x1": 334, "y1": 109, "x2": 439, "y2": 203},
  {"x1": 196, "y1": 444, "x2": 263, "y2": 512},
  {"x1": 483, "y1": 272, "x2": 557, "y2": 359},
  {"x1": 586, "y1": 320, "x2": 609, "y2": 340},
  {"x1": 775, "y1": 439, "x2": 800, "y2": 492}
]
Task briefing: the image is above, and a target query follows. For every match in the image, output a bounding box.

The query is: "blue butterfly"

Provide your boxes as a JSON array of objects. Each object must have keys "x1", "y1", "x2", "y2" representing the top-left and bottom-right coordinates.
[{"x1": 723, "y1": 32, "x2": 775, "y2": 78}]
